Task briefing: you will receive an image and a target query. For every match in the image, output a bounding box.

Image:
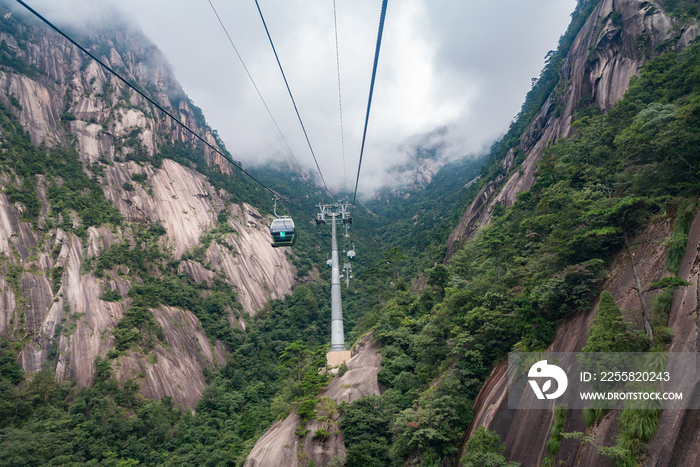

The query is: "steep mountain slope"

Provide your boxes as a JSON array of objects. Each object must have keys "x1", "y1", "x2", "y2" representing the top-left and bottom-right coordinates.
[
  {"x1": 243, "y1": 334, "x2": 382, "y2": 467},
  {"x1": 448, "y1": 0, "x2": 700, "y2": 466},
  {"x1": 446, "y1": 0, "x2": 699, "y2": 258},
  {"x1": 458, "y1": 212, "x2": 679, "y2": 466},
  {"x1": 0, "y1": 4, "x2": 294, "y2": 408}
]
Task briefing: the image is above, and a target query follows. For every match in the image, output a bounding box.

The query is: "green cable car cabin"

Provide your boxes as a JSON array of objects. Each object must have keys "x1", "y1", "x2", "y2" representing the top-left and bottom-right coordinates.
[{"x1": 270, "y1": 217, "x2": 297, "y2": 247}]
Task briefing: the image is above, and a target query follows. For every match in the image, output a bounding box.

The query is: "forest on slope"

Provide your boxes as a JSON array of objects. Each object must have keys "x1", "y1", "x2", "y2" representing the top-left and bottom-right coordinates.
[{"x1": 2, "y1": 1, "x2": 700, "y2": 467}]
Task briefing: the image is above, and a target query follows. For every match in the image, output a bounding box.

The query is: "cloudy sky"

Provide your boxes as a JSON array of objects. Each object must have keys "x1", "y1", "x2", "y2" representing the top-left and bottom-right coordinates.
[{"x1": 17, "y1": 0, "x2": 576, "y2": 194}]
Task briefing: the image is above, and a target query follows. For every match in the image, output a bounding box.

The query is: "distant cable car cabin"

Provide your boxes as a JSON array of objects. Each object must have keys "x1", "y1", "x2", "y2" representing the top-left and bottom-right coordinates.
[
  {"x1": 270, "y1": 197, "x2": 296, "y2": 248},
  {"x1": 270, "y1": 217, "x2": 296, "y2": 247}
]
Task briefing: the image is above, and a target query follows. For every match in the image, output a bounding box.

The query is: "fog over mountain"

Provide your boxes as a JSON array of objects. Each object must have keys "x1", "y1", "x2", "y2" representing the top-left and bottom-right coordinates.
[{"x1": 14, "y1": 0, "x2": 576, "y2": 194}]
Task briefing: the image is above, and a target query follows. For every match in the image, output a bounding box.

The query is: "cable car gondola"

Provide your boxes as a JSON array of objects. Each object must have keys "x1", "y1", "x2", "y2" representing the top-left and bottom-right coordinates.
[
  {"x1": 270, "y1": 197, "x2": 296, "y2": 247},
  {"x1": 270, "y1": 217, "x2": 296, "y2": 247}
]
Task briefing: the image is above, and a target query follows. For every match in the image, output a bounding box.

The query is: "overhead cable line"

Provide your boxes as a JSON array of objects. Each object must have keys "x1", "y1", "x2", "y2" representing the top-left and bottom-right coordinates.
[
  {"x1": 253, "y1": 0, "x2": 331, "y2": 197},
  {"x1": 15, "y1": 0, "x2": 306, "y2": 216},
  {"x1": 206, "y1": 0, "x2": 302, "y2": 170},
  {"x1": 352, "y1": 0, "x2": 389, "y2": 207},
  {"x1": 332, "y1": 0, "x2": 347, "y2": 193}
]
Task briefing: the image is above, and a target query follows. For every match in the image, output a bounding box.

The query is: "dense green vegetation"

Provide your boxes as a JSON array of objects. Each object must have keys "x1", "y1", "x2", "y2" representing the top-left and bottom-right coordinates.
[
  {"x1": 663, "y1": 0, "x2": 700, "y2": 20},
  {"x1": 0, "y1": 287, "x2": 340, "y2": 466},
  {"x1": 0, "y1": 344, "x2": 255, "y2": 466},
  {"x1": 461, "y1": 426, "x2": 520, "y2": 467},
  {"x1": 363, "y1": 155, "x2": 483, "y2": 278}
]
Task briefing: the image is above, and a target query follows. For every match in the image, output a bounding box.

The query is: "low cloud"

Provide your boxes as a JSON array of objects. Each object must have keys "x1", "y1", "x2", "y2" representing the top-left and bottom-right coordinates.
[{"x1": 17, "y1": 0, "x2": 576, "y2": 196}]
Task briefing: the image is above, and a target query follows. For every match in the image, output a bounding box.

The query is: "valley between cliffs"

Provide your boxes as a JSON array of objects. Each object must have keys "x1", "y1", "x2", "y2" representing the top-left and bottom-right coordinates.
[{"x1": 2, "y1": 0, "x2": 700, "y2": 466}]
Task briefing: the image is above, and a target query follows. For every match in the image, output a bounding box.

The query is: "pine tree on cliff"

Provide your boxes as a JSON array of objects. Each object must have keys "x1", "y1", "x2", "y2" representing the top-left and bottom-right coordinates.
[
  {"x1": 580, "y1": 291, "x2": 638, "y2": 426},
  {"x1": 583, "y1": 291, "x2": 633, "y2": 353}
]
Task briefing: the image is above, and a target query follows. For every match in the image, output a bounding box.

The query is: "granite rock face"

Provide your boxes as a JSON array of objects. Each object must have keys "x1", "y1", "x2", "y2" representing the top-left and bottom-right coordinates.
[
  {"x1": 0, "y1": 6, "x2": 294, "y2": 407},
  {"x1": 446, "y1": 0, "x2": 699, "y2": 260},
  {"x1": 457, "y1": 210, "x2": 696, "y2": 466},
  {"x1": 243, "y1": 334, "x2": 382, "y2": 467},
  {"x1": 451, "y1": 0, "x2": 700, "y2": 465}
]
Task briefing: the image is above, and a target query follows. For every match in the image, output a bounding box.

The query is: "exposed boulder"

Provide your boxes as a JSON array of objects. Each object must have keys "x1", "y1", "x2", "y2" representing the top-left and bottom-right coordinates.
[{"x1": 244, "y1": 334, "x2": 382, "y2": 467}]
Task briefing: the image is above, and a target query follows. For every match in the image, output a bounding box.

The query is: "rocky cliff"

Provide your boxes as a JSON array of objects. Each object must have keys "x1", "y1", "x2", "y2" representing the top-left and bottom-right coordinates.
[
  {"x1": 243, "y1": 333, "x2": 382, "y2": 467},
  {"x1": 456, "y1": 211, "x2": 678, "y2": 466},
  {"x1": 0, "y1": 4, "x2": 294, "y2": 407},
  {"x1": 454, "y1": 0, "x2": 700, "y2": 465},
  {"x1": 445, "y1": 0, "x2": 699, "y2": 259}
]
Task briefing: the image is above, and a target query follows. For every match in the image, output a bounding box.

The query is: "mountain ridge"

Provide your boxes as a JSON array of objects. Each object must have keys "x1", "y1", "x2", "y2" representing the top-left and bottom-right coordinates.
[
  {"x1": 446, "y1": 0, "x2": 699, "y2": 260},
  {"x1": 0, "y1": 3, "x2": 295, "y2": 408}
]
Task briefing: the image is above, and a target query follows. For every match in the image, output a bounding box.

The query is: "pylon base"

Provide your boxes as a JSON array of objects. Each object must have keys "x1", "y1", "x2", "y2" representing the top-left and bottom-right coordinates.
[{"x1": 326, "y1": 350, "x2": 352, "y2": 367}]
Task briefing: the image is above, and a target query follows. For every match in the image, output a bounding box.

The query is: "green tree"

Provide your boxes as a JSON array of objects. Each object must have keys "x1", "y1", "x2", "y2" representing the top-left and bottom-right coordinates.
[
  {"x1": 479, "y1": 227, "x2": 508, "y2": 283},
  {"x1": 384, "y1": 246, "x2": 409, "y2": 283},
  {"x1": 462, "y1": 426, "x2": 520, "y2": 467},
  {"x1": 586, "y1": 197, "x2": 659, "y2": 346},
  {"x1": 580, "y1": 291, "x2": 644, "y2": 426},
  {"x1": 427, "y1": 264, "x2": 449, "y2": 296},
  {"x1": 341, "y1": 396, "x2": 392, "y2": 467},
  {"x1": 582, "y1": 291, "x2": 635, "y2": 353},
  {"x1": 278, "y1": 340, "x2": 308, "y2": 397}
]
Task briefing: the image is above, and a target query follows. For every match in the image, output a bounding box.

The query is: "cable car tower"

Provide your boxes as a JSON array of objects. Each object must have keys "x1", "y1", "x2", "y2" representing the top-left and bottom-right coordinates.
[{"x1": 316, "y1": 203, "x2": 353, "y2": 365}]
